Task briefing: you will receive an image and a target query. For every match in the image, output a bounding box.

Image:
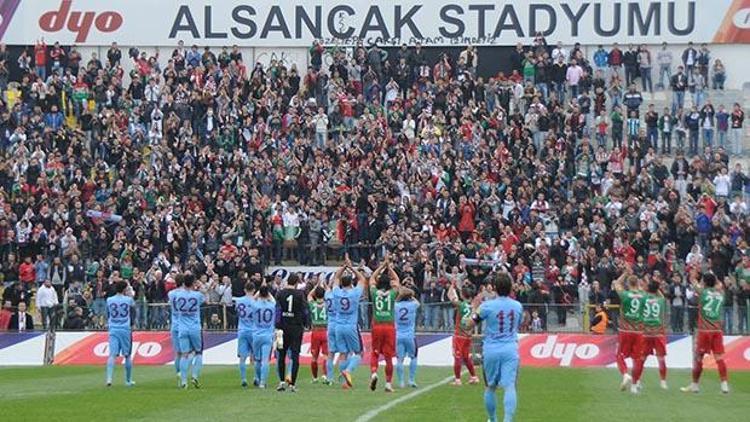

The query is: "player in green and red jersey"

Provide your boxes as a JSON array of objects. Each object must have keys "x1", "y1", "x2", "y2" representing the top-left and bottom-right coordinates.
[
  {"x1": 613, "y1": 269, "x2": 645, "y2": 394},
  {"x1": 368, "y1": 256, "x2": 400, "y2": 393},
  {"x1": 682, "y1": 273, "x2": 730, "y2": 394},
  {"x1": 447, "y1": 282, "x2": 479, "y2": 386},
  {"x1": 641, "y1": 281, "x2": 668, "y2": 390},
  {"x1": 307, "y1": 284, "x2": 330, "y2": 384}
]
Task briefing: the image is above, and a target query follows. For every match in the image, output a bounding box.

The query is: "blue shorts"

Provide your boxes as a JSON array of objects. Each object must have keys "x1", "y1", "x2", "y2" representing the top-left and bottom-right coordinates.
[
  {"x1": 252, "y1": 335, "x2": 273, "y2": 362},
  {"x1": 334, "y1": 325, "x2": 362, "y2": 354},
  {"x1": 109, "y1": 329, "x2": 132, "y2": 358},
  {"x1": 237, "y1": 331, "x2": 253, "y2": 358},
  {"x1": 396, "y1": 336, "x2": 417, "y2": 359},
  {"x1": 327, "y1": 323, "x2": 338, "y2": 353},
  {"x1": 170, "y1": 328, "x2": 180, "y2": 355},
  {"x1": 483, "y1": 344, "x2": 520, "y2": 389},
  {"x1": 178, "y1": 329, "x2": 203, "y2": 354}
]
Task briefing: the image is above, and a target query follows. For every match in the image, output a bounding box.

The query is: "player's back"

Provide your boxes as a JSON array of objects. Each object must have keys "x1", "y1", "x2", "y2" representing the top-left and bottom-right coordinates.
[
  {"x1": 371, "y1": 287, "x2": 397, "y2": 324},
  {"x1": 309, "y1": 299, "x2": 328, "y2": 328},
  {"x1": 395, "y1": 301, "x2": 419, "y2": 338},
  {"x1": 167, "y1": 288, "x2": 181, "y2": 331},
  {"x1": 178, "y1": 290, "x2": 204, "y2": 332},
  {"x1": 236, "y1": 296, "x2": 255, "y2": 333},
  {"x1": 454, "y1": 299, "x2": 473, "y2": 337},
  {"x1": 481, "y1": 297, "x2": 522, "y2": 349},
  {"x1": 252, "y1": 299, "x2": 276, "y2": 337},
  {"x1": 324, "y1": 290, "x2": 338, "y2": 326},
  {"x1": 334, "y1": 285, "x2": 363, "y2": 327},
  {"x1": 618, "y1": 289, "x2": 645, "y2": 331},
  {"x1": 107, "y1": 294, "x2": 134, "y2": 331},
  {"x1": 276, "y1": 288, "x2": 307, "y2": 328},
  {"x1": 698, "y1": 287, "x2": 724, "y2": 331},
  {"x1": 642, "y1": 293, "x2": 666, "y2": 335}
]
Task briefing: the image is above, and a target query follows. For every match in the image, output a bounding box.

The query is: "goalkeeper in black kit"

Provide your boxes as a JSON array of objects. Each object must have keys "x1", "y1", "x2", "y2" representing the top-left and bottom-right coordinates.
[{"x1": 275, "y1": 273, "x2": 310, "y2": 392}]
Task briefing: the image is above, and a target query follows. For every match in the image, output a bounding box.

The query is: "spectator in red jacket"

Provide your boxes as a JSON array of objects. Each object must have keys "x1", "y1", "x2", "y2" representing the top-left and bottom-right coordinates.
[
  {"x1": 18, "y1": 256, "x2": 36, "y2": 288},
  {"x1": 34, "y1": 38, "x2": 47, "y2": 80}
]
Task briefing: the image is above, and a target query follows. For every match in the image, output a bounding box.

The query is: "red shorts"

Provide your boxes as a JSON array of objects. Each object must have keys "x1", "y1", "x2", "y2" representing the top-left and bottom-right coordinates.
[
  {"x1": 617, "y1": 331, "x2": 644, "y2": 359},
  {"x1": 696, "y1": 331, "x2": 725, "y2": 355},
  {"x1": 643, "y1": 335, "x2": 667, "y2": 357},
  {"x1": 453, "y1": 335, "x2": 471, "y2": 359},
  {"x1": 310, "y1": 329, "x2": 329, "y2": 357},
  {"x1": 371, "y1": 324, "x2": 396, "y2": 358}
]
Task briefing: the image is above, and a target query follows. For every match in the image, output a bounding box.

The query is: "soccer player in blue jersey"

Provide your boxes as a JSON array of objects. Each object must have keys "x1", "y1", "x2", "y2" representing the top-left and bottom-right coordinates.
[
  {"x1": 167, "y1": 274, "x2": 185, "y2": 383},
  {"x1": 106, "y1": 281, "x2": 135, "y2": 387},
  {"x1": 251, "y1": 283, "x2": 276, "y2": 389},
  {"x1": 468, "y1": 273, "x2": 523, "y2": 422},
  {"x1": 235, "y1": 281, "x2": 256, "y2": 388},
  {"x1": 395, "y1": 288, "x2": 420, "y2": 389},
  {"x1": 324, "y1": 279, "x2": 339, "y2": 386},
  {"x1": 177, "y1": 273, "x2": 205, "y2": 389},
  {"x1": 333, "y1": 257, "x2": 369, "y2": 389}
]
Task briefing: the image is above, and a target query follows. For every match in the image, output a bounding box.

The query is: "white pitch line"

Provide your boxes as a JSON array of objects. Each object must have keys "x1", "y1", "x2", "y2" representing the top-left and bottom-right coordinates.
[{"x1": 354, "y1": 375, "x2": 456, "y2": 422}]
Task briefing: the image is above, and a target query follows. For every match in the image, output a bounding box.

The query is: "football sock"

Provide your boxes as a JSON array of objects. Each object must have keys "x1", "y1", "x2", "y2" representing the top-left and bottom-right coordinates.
[{"x1": 484, "y1": 388, "x2": 497, "y2": 422}]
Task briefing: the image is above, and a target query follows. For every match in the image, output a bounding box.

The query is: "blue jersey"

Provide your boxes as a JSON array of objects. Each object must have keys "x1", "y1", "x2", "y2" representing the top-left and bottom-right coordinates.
[
  {"x1": 167, "y1": 288, "x2": 182, "y2": 331},
  {"x1": 174, "y1": 289, "x2": 205, "y2": 332},
  {"x1": 324, "y1": 290, "x2": 338, "y2": 326},
  {"x1": 236, "y1": 296, "x2": 255, "y2": 333},
  {"x1": 107, "y1": 295, "x2": 134, "y2": 330},
  {"x1": 250, "y1": 298, "x2": 276, "y2": 337},
  {"x1": 477, "y1": 297, "x2": 523, "y2": 350},
  {"x1": 395, "y1": 300, "x2": 419, "y2": 339},
  {"x1": 333, "y1": 286, "x2": 363, "y2": 327}
]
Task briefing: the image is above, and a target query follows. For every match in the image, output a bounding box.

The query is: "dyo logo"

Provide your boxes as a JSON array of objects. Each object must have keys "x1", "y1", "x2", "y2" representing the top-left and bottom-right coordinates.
[
  {"x1": 39, "y1": 0, "x2": 122, "y2": 43},
  {"x1": 530, "y1": 335, "x2": 600, "y2": 367},
  {"x1": 93, "y1": 341, "x2": 162, "y2": 360}
]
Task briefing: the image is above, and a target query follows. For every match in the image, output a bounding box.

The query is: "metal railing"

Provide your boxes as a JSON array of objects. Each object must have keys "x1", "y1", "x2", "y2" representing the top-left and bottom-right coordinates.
[
  {"x1": 583, "y1": 303, "x2": 750, "y2": 335},
  {"x1": 5, "y1": 300, "x2": 748, "y2": 335}
]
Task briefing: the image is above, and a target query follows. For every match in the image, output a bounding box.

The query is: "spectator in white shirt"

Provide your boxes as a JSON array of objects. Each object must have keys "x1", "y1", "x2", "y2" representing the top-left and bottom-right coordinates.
[
  {"x1": 566, "y1": 59, "x2": 584, "y2": 98},
  {"x1": 713, "y1": 167, "x2": 731, "y2": 199},
  {"x1": 36, "y1": 279, "x2": 59, "y2": 329}
]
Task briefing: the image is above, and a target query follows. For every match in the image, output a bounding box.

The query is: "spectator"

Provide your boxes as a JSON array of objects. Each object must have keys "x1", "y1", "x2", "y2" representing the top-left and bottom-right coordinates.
[
  {"x1": 107, "y1": 42, "x2": 122, "y2": 67},
  {"x1": 638, "y1": 44, "x2": 653, "y2": 93},
  {"x1": 671, "y1": 65, "x2": 688, "y2": 114},
  {"x1": 682, "y1": 42, "x2": 698, "y2": 76},
  {"x1": 712, "y1": 59, "x2": 726, "y2": 90},
  {"x1": 0, "y1": 301, "x2": 13, "y2": 330},
  {"x1": 730, "y1": 102, "x2": 745, "y2": 156},
  {"x1": 34, "y1": 38, "x2": 47, "y2": 79},
  {"x1": 63, "y1": 306, "x2": 87, "y2": 330},
  {"x1": 36, "y1": 279, "x2": 59, "y2": 329},
  {"x1": 656, "y1": 42, "x2": 673, "y2": 90},
  {"x1": 623, "y1": 44, "x2": 639, "y2": 86},
  {"x1": 566, "y1": 59, "x2": 584, "y2": 98},
  {"x1": 8, "y1": 302, "x2": 34, "y2": 331}
]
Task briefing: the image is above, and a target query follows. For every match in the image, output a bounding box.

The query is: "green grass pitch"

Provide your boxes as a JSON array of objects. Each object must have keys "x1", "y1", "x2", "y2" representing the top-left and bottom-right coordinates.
[{"x1": 0, "y1": 365, "x2": 747, "y2": 421}]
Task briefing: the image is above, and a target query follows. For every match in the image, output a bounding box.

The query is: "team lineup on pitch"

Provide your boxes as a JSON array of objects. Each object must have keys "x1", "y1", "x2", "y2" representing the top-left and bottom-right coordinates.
[{"x1": 92, "y1": 259, "x2": 740, "y2": 422}]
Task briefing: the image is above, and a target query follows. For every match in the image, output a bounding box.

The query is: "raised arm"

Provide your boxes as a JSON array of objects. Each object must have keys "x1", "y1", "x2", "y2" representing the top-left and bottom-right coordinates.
[
  {"x1": 350, "y1": 264, "x2": 369, "y2": 297},
  {"x1": 447, "y1": 282, "x2": 460, "y2": 307},
  {"x1": 387, "y1": 263, "x2": 401, "y2": 288},
  {"x1": 613, "y1": 264, "x2": 630, "y2": 293}
]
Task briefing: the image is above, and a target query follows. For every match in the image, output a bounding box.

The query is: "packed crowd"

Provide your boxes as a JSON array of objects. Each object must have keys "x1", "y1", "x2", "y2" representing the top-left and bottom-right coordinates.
[{"x1": 0, "y1": 36, "x2": 748, "y2": 334}]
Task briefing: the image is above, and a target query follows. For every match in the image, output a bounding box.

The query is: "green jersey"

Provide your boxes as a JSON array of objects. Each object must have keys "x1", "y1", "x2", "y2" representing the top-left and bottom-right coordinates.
[
  {"x1": 309, "y1": 300, "x2": 327, "y2": 327},
  {"x1": 618, "y1": 290, "x2": 645, "y2": 331},
  {"x1": 455, "y1": 300, "x2": 473, "y2": 338},
  {"x1": 698, "y1": 288, "x2": 724, "y2": 331},
  {"x1": 642, "y1": 293, "x2": 666, "y2": 335},
  {"x1": 371, "y1": 288, "x2": 398, "y2": 324}
]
